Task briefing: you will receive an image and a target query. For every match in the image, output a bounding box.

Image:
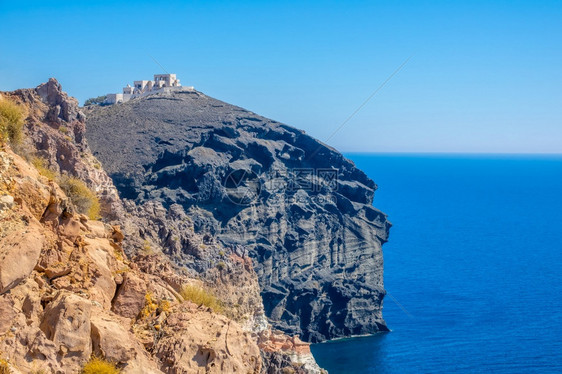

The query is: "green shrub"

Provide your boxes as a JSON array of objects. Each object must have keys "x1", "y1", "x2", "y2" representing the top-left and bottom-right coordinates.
[
  {"x1": 81, "y1": 357, "x2": 120, "y2": 374},
  {"x1": 58, "y1": 176, "x2": 100, "y2": 219},
  {"x1": 180, "y1": 284, "x2": 223, "y2": 314},
  {"x1": 84, "y1": 95, "x2": 107, "y2": 106},
  {"x1": 0, "y1": 97, "x2": 26, "y2": 146}
]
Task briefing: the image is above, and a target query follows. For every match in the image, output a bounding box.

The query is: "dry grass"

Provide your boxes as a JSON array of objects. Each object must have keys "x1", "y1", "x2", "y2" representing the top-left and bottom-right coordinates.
[
  {"x1": 0, "y1": 97, "x2": 26, "y2": 146},
  {"x1": 180, "y1": 284, "x2": 223, "y2": 314},
  {"x1": 0, "y1": 359, "x2": 10, "y2": 374},
  {"x1": 158, "y1": 299, "x2": 171, "y2": 313},
  {"x1": 141, "y1": 240, "x2": 154, "y2": 255},
  {"x1": 58, "y1": 176, "x2": 100, "y2": 220},
  {"x1": 31, "y1": 156, "x2": 57, "y2": 180},
  {"x1": 138, "y1": 292, "x2": 158, "y2": 319},
  {"x1": 81, "y1": 357, "x2": 120, "y2": 374},
  {"x1": 28, "y1": 369, "x2": 48, "y2": 374}
]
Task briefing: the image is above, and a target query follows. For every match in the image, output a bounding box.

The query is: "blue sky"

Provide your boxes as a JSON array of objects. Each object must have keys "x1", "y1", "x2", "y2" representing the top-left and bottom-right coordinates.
[{"x1": 1, "y1": 0, "x2": 561, "y2": 153}]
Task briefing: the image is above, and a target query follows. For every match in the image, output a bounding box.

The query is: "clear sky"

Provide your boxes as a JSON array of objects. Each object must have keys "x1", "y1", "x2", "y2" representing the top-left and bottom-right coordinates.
[{"x1": 1, "y1": 0, "x2": 561, "y2": 153}]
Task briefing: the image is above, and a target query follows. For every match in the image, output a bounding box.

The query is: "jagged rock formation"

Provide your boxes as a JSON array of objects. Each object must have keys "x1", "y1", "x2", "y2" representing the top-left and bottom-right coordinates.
[
  {"x1": 85, "y1": 89, "x2": 391, "y2": 342},
  {"x1": 4, "y1": 78, "x2": 122, "y2": 220},
  {"x1": 1, "y1": 81, "x2": 323, "y2": 373},
  {"x1": 0, "y1": 148, "x2": 266, "y2": 373}
]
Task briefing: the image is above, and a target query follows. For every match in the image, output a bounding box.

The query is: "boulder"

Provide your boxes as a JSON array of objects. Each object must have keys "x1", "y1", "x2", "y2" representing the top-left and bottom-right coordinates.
[
  {"x1": 85, "y1": 220, "x2": 107, "y2": 239},
  {"x1": 39, "y1": 292, "x2": 92, "y2": 362},
  {"x1": 84, "y1": 237, "x2": 118, "y2": 309},
  {"x1": 91, "y1": 314, "x2": 137, "y2": 363},
  {"x1": 112, "y1": 272, "x2": 147, "y2": 319},
  {"x1": 0, "y1": 222, "x2": 44, "y2": 294}
]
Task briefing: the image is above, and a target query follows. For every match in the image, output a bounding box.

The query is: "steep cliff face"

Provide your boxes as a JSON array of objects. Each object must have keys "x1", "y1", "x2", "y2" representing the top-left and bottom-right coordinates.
[
  {"x1": 0, "y1": 148, "x2": 265, "y2": 374},
  {"x1": 85, "y1": 89, "x2": 391, "y2": 342},
  {"x1": 1, "y1": 81, "x2": 323, "y2": 373}
]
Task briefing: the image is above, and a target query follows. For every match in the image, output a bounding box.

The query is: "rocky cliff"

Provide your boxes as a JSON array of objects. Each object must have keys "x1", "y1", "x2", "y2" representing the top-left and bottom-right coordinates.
[
  {"x1": 0, "y1": 82, "x2": 322, "y2": 373},
  {"x1": 85, "y1": 89, "x2": 391, "y2": 342},
  {"x1": 0, "y1": 147, "x2": 265, "y2": 373}
]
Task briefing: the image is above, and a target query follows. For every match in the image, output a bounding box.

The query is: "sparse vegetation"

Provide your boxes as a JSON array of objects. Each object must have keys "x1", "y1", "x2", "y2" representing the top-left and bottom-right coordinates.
[
  {"x1": 81, "y1": 357, "x2": 120, "y2": 374},
  {"x1": 158, "y1": 299, "x2": 171, "y2": 313},
  {"x1": 59, "y1": 125, "x2": 68, "y2": 134},
  {"x1": 31, "y1": 156, "x2": 57, "y2": 180},
  {"x1": 217, "y1": 261, "x2": 226, "y2": 270},
  {"x1": 218, "y1": 250, "x2": 225, "y2": 257},
  {"x1": 29, "y1": 368, "x2": 48, "y2": 374},
  {"x1": 141, "y1": 240, "x2": 154, "y2": 255},
  {"x1": 58, "y1": 176, "x2": 100, "y2": 220},
  {"x1": 0, "y1": 97, "x2": 26, "y2": 146},
  {"x1": 113, "y1": 248, "x2": 125, "y2": 262},
  {"x1": 0, "y1": 358, "x2": 10, "y2": 374},
  {"x1": 84, "y1": 95, "x2": 108, "y2": 106},
  {"x1": 180, "y1": 284, "x2": 223, "y2": 314},
  {"x1": 138, "y1": 292, "x2": 158, "y2": 319}
]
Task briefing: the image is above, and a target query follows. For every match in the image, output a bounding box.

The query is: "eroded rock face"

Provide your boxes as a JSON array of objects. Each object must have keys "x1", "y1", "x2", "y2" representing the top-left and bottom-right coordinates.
[
  {"x1": 153, "y1": 302, "x2": 262, "y2": 374},
  {"x1": 86, "y1": 89, "x2": 391, "y2": 341},
  {"x1": 0, "y1": 221, "x2": 44, "y2": 294},
  {"x1": 0, "y1": 148, "x2": 280, "y2": 374},
  {"x1": 1, "y1": 81, "x2": 324, "y2": 372},
  {"x1": 39, "y1": 292, "x2": 93, "y2": 366},
  {"x1": 5, "y1": 79, "x2": 123, "y2": 220},
  {"x1": 112, "y1": 272, "x2": 147, "y2": 319},
  {"x1": 258, "y1": 328, "x2": 323, "y2": 374}
]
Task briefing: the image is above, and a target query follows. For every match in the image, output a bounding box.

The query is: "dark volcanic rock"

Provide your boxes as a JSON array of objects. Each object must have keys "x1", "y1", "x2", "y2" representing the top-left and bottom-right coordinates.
[{"x1": 85, "y1": 89, "x2": 391, "y2": 342}]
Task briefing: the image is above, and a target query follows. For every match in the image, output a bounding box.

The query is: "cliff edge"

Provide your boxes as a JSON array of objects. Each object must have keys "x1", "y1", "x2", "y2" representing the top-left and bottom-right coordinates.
[
  {"x1": 85, "y1": 89, "x2": 391, "y2": 342},
  {"x1": 1, "y1": 81, "x2": 323, "y2": 373}
]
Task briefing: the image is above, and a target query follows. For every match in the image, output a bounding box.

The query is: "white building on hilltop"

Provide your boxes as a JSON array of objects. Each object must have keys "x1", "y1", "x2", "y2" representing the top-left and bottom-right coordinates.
[{"x1": 105, "y1": 74, "x2": 193, "y2": 104}]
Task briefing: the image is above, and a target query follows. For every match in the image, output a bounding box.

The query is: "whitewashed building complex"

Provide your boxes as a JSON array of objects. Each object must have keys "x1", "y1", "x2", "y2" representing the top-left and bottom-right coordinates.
[{"x1": 105, "y1": 74, "x2": 193, "y2": 104}]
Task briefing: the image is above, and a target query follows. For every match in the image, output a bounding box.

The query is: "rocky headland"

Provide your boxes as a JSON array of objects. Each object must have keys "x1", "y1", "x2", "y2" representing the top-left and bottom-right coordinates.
[
  {"x1": 84, "y1": 87, "x2": 391, "y2": 342},
  {"x1": 0, "y1": 80, "x2": 322, "y2": 373}
]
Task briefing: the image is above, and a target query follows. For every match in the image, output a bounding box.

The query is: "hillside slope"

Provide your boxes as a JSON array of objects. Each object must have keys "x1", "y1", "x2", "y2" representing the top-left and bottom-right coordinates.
[
  {"x1": 1, "y1": 82, "x2": 322, "y2": 373},
  {"x1": 85, "y1": 89, "x2": 391, "y2": 342}
]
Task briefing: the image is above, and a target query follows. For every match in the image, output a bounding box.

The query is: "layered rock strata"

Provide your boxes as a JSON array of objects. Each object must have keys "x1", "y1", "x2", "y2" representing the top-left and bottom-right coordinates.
[{"x1": 86, "y1": 89, "x2": 391, "y2": 342}]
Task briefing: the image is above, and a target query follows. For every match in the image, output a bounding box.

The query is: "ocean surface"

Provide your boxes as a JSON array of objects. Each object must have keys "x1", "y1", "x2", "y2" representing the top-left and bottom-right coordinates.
[{"x1": 311, "y1": 154, "x2": 562, "y2": 374}]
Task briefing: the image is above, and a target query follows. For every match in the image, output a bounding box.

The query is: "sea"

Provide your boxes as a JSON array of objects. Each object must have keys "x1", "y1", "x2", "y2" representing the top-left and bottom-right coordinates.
[{"x1": 311, "y1": 154, "x2": 562, "y2": 374}]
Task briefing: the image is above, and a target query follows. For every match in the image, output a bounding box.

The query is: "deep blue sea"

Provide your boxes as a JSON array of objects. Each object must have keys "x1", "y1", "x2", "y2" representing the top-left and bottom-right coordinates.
[{"x1": 311, "y1": 154, "x2": 562, "y2": 374}]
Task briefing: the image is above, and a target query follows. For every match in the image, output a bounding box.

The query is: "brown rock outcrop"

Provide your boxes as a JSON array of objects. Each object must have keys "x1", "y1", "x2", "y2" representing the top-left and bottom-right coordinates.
[
  {"x1": 0, "y1": 147, "x2": 299, "y2": 373},
  {"x1": 112, "y1": 272, "x2": 148, "y2": 319},
  {"x1": 0, "y1": 221, "x2": 44, "y2": 293},
  {"x1": 4, "y1": 78, "x2": 124, "y2": 221},
  {"x1": 91, "y1": 312, "x2": 164, "y2": 374},
  {"x1": 153, "y1": 303, "x2": 262, "y2": 374},
  {"x1": 39, "y1": 292, "x2": 93, "y2": 365},
  {"x1": 0, "y1": 80, "x2": 325, "y2": 373}
]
